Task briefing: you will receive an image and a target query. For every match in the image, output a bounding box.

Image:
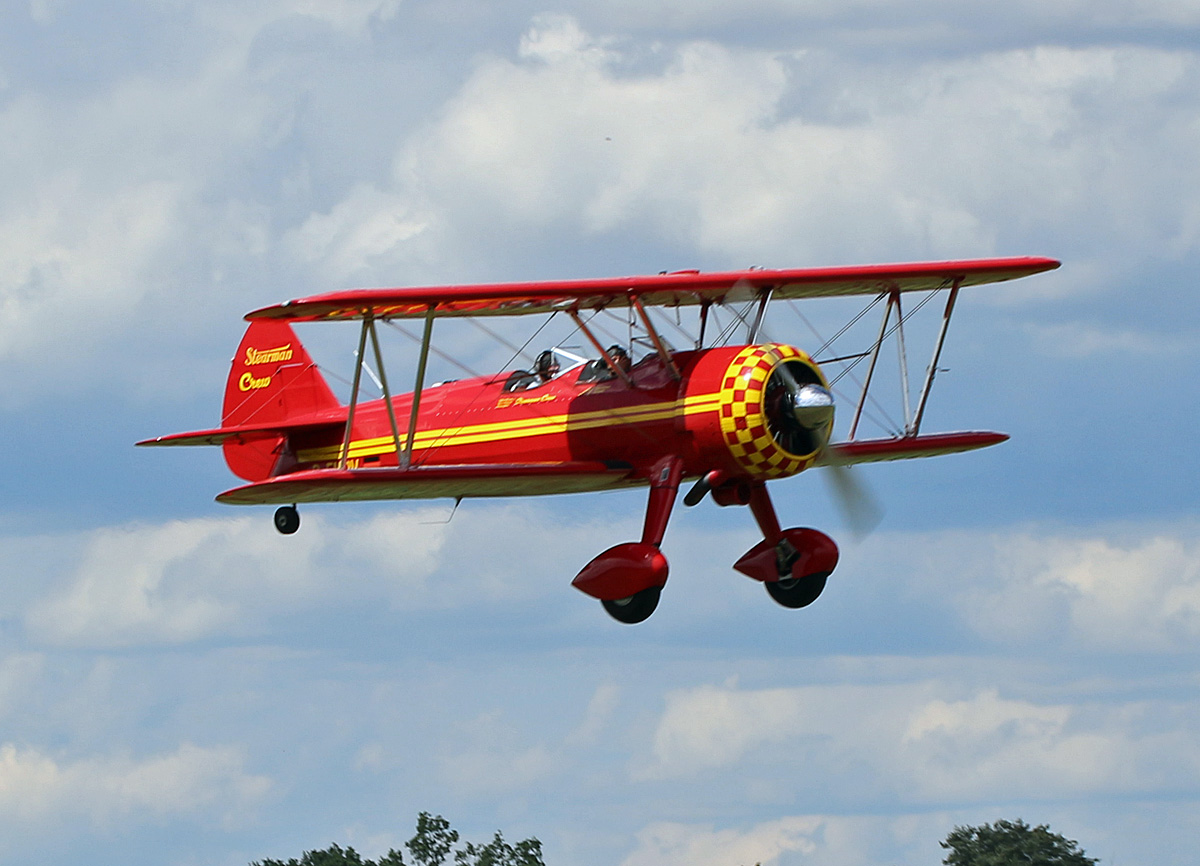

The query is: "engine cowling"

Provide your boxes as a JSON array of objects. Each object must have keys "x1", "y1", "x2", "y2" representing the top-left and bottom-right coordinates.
[{"x1": 683, "y1": 343, "x2": 833, "y2": 481}]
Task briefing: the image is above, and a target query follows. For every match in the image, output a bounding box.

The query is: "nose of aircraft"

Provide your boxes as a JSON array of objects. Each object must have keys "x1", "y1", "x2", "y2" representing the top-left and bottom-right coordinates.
[{"x1": 791, "y1": 383, "x2": 834, "y2": 431}]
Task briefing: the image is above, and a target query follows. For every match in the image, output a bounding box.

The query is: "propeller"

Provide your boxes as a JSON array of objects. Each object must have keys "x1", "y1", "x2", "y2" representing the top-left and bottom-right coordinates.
[
  {"x1": 766, "y1": 361, "x2": 882, "y2": 538},
  {"x1": 816, "y1": 444, "x2": 883, "y2": 539}
]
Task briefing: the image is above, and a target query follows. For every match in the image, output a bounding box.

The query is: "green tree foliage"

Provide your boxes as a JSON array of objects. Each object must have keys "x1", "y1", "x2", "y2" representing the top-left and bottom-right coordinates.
[
  {"x1": 252, "y1": 813, "x2": 544, "y2": 866},
  {"x1": 452, "y1": 831, "x2": 543, "y2": 866},
  {"x1": 941, "y1": 819, "x2": 1098, "y2": 866},
  {"x1": 251, "y1": 842, "x2": 383, "y2": 866}
]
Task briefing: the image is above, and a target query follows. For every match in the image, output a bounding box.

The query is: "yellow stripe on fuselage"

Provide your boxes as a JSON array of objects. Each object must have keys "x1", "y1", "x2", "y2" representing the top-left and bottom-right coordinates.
[{"x1": 296, "y1": 392, "x2": 722, "y2": 463}]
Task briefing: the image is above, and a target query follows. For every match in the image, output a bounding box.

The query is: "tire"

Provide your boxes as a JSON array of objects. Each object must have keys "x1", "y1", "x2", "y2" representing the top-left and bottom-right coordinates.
[
  {"x1": 765, "y1": 571, "x2": 828, "y2": 609},
  {"x1": 274, "y1": 505, "x2": 300, "y2": 535},
  {"x1": 602, "y1": 585, "x2": 662, "y2": 624}
]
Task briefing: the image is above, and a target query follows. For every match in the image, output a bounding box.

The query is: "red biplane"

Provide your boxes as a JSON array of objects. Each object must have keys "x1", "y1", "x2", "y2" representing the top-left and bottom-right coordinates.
[{"x1": 140, "y1": 256, "x2": 1059, "y2": 623}]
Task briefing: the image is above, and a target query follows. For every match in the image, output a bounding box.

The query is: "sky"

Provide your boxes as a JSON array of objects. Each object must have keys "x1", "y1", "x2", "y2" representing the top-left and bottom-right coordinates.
[{"x1": 1, "y1": 1, "x2": 1198, "y2": 864}]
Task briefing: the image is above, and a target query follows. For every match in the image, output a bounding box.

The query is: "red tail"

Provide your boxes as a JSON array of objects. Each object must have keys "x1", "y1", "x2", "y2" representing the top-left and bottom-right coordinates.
[{"x1": 221, "y1": 320, "x2": 341, "y2": 482}]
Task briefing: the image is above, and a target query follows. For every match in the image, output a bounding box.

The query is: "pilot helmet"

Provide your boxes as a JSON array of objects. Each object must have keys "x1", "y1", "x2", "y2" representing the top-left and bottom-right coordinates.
[{"x1": 535, "y1": 350, "x2": 559, "y2": 377}]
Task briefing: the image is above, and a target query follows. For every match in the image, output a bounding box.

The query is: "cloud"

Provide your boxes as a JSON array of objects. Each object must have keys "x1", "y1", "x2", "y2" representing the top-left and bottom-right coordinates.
[
  {"x1": 945, "y1": 530, "x2": 1200, "y2": 652},
  {"x1": 1022, "y1": 320, "x2": 1195, "y2": 357},
  {"x1": 639, "y1": 678, "x2": 1200, "y2": 803},
  {"x1": 565, "y1": 682, "x2": 622, "y2": 747},
  {"x1": 620, "y1": 817, "x2": 821, "y2": 866},
  {"x1": 0, "y1": 1, "x2": 406, "y2": 401},
  {"x1": 23, "y1": 512, "x2": 443, "y2": 647},
  {"x1": 0, "y1": 741, "x2": 270, "y2": 827},
  {"x1": 284, "y1": 183, "x2": 433, "y2": 286},
  {"x1": 18, "y1": 498, "x2": 1200, "y2": 655},
  {"x1": 18, "y1": 502, "x2": 644, "y2": 648},
  {"x1": 639, "y1": 678, "x2": 813, "y2": 778},
  {"x1": 591, "y1": 0, "x2": 1200, "y2": 31},
  {"x1": 813, "y1": 522, "x2": 1200, "y2": 655},
  {"x1": 616, "y1": 812, "x2": 998, "y2": 866},
  {"x1": 6, "y1": 11, "x2": 1200, "y2": 405},
  {"x1": 267, "y1": 14, "x2": 1200, "y2": 308},
  {"x1": 1023, "y1": 321, "x2": 1193, "y2": 357},
  {"x1": 441, "y1": 730, "x2": 559, "y2": 797}
]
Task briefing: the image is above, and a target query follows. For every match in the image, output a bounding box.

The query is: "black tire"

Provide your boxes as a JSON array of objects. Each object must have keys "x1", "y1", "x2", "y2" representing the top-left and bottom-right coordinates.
[
  {"x1": 765, "y1": 571, "x2": 828, "y2": 609},
  {"x1": 274, "y1": 505, "x2": 300, "y2": 535},
  {"x1": 602, "y1": 585, "x2": 662, "y2": 624}
]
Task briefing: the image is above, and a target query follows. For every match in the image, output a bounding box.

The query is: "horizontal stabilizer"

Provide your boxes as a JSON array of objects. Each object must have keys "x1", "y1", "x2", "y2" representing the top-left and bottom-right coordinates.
[
  {"x1": 136, "y1": 415, "x2": 344, "y2": 448},
  {"x1": 216, "y1": 461, "x2": 636, "y2": 505},
  {"x1": 816, "y1": 431, "x2": 1009, "y2": 466}
]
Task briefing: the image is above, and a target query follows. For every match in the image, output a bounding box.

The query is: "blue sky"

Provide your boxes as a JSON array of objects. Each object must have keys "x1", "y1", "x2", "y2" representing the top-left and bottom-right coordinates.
[{"x1": 1, "y1": 2, "x2": 1198, "y2": 865}]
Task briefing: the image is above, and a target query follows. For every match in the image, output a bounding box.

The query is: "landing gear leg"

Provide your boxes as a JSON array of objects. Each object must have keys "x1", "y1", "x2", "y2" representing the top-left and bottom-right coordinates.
[
  {"x1": 747, "y1": 481, "x2": 789, "y2": 571},
  {"x1": 736, "y1": 482, "x2": 838, "y2": 609},
  {"x1": 641, "y1": 455, "x2": 684, "y2": 548},
  {"x1": 575, "y1": 456, "x2": 683, "y2": 624},
  {"x1": 274, "y1": 505, "x2": 300, "y2": 535}
]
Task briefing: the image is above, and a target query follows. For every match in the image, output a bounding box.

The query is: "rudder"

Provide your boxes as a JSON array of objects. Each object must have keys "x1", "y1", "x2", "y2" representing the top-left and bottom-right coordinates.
[{"x1": 222, "y1": 320, "x2": 341, "y2": 482}]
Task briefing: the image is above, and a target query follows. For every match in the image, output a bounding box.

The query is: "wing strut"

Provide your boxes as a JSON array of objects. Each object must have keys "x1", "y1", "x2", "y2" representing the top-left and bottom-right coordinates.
[
  {"x1": 747, "y1": 287, "x2": 772, "y2": 343},
  {"x1": 631, "y1": 296, "x2": 681, "y2": 380},
  {"x1": 403, "y1": 306, "x2": 436, "y2": 468},
  {"x1": 340, "y1": 315, "x2": 372, "y2": 469},
  {"x1": 568, "y1": 309, "x2": 636, "y2": 387},
  {"x1": 849, "y1": 292, "x2": 893, "y2": 440},
  {"x1": 894, "y1": 289, "x2": 912, "y2": 431},
  {"x1": 368, "y1": 318, "x2": 404, "y2": 462},
  {"x1": 911, "y1": 279, "x2": 961, "y2": 436},
  {"x1": 847, "y1": 280, "x2": 967, "y2": 440}
]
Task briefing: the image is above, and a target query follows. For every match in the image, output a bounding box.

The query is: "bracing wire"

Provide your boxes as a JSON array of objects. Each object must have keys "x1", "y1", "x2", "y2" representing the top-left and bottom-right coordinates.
[
  {"x1": 789, "y1": 290, "x2": 941, "y2": 437},
  {"x1": 385, "y1": 319, "x2": 483, "y2": 380},
  {"x1": 410, "y1": 312, "x2": 560, "y2": 466},
  {"x1": 466, "y1": 316, "x2": 536, "y2": 365}
]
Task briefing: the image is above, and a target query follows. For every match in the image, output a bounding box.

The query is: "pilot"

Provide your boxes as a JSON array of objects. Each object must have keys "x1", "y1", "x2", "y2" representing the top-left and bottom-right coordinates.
[
  {"x1": 534, "y1": 350, "x2": 560, "y2": 384},
  {"x1": 606, "y1": 344, "x2": 631, "y2": 376}
]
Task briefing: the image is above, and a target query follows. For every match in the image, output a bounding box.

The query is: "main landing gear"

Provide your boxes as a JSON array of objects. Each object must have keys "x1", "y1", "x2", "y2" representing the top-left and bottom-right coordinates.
[
  {"x1": 602, "y1": 585, "x2": 663, "y2": 625},
  {"x1": 573, "y1": 456, "x2": 682, "y2": 624},
  {"x1": 730, "y1": 480, "x2": 838, "y2": 609},
  {"x1": 274, "y1": 505, "x2": 300, "y2": 535},
  {"x1": 573, "y1": 462, "x2": 839, "y2": 624}
]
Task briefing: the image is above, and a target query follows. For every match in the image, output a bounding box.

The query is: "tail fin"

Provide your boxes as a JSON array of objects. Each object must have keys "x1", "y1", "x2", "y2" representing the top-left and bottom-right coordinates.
[{"x1": 222, "y1": 320, "x2": 342, "y2": 482}]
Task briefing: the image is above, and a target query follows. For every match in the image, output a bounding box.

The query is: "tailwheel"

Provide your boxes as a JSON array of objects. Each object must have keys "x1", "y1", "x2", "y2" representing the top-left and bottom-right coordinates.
[
  {"x1": 601, "y1": 585, "x2": 662, "y2": 624},
  {"x1": 274, "y1": 505, "x2": 300, "y2": 535},
  {"x1": 765, "y1": 571, "x2": 829, "y2": 609}
]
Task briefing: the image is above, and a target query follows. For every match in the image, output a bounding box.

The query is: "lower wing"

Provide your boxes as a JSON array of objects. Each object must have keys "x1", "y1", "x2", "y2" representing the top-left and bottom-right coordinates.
[
  {"x1": 817, "y1": 431, "x2": 1008, "y2": 466},
  {"x1": 216, "y1": 460, "x2": 636, "y2": 504}
]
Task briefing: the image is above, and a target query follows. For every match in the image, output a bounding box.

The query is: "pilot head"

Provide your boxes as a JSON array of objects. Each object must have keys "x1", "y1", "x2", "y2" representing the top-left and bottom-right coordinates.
[
  {"x1": 535, "y1": 350, "x2": 560, "y2": 382},
  {"x1": 606, "y1": 344, "x2": 631, "y2": 374}
]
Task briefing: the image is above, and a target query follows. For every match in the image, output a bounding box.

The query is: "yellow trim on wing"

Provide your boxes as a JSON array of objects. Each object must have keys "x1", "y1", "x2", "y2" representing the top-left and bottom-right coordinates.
[{"x1": 296, "y1": 392, "x2": 722, "y2": 463}]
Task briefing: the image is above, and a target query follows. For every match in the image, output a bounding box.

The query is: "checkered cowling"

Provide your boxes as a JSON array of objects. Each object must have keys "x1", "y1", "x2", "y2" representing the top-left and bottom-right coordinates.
[{"x1": 717, "y1": 343, "x2": 827, "y2": 479}]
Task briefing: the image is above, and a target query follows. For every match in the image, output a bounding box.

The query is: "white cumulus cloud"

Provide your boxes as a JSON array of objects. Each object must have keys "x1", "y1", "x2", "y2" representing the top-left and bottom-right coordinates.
[
  {"x1": 947, "y1": 531, "x2": 1200, "y2": 651},
  {"x1": 620, "y1": 817, "x2": 821, "y2": 866},
  {"x1": 639, "y1": 678, "x2": 1200, "y2": 802},
  {"x1": 0, "y1": 741, "x2": 270, "y2": 828}
]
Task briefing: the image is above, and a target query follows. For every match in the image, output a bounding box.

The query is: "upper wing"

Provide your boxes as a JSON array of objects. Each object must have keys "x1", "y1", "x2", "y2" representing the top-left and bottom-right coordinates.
[{"x1": 246, "y1": 256, "x2": 1060, "y2": 322}]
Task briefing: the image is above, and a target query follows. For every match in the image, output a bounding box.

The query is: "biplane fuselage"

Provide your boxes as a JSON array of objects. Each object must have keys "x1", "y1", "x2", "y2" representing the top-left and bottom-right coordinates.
[
  {"x1": 142, "y1": 256, "x2": 1059, "y2": 623},
  {"x1": 250, "y1": 344, "x2": 824, "y2": 492}
]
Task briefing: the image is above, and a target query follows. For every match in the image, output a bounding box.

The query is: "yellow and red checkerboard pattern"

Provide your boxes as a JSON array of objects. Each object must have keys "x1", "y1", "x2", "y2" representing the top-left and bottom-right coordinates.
[{"x1": 717, "y1": 344, "x2": 821, "y2": 479}]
